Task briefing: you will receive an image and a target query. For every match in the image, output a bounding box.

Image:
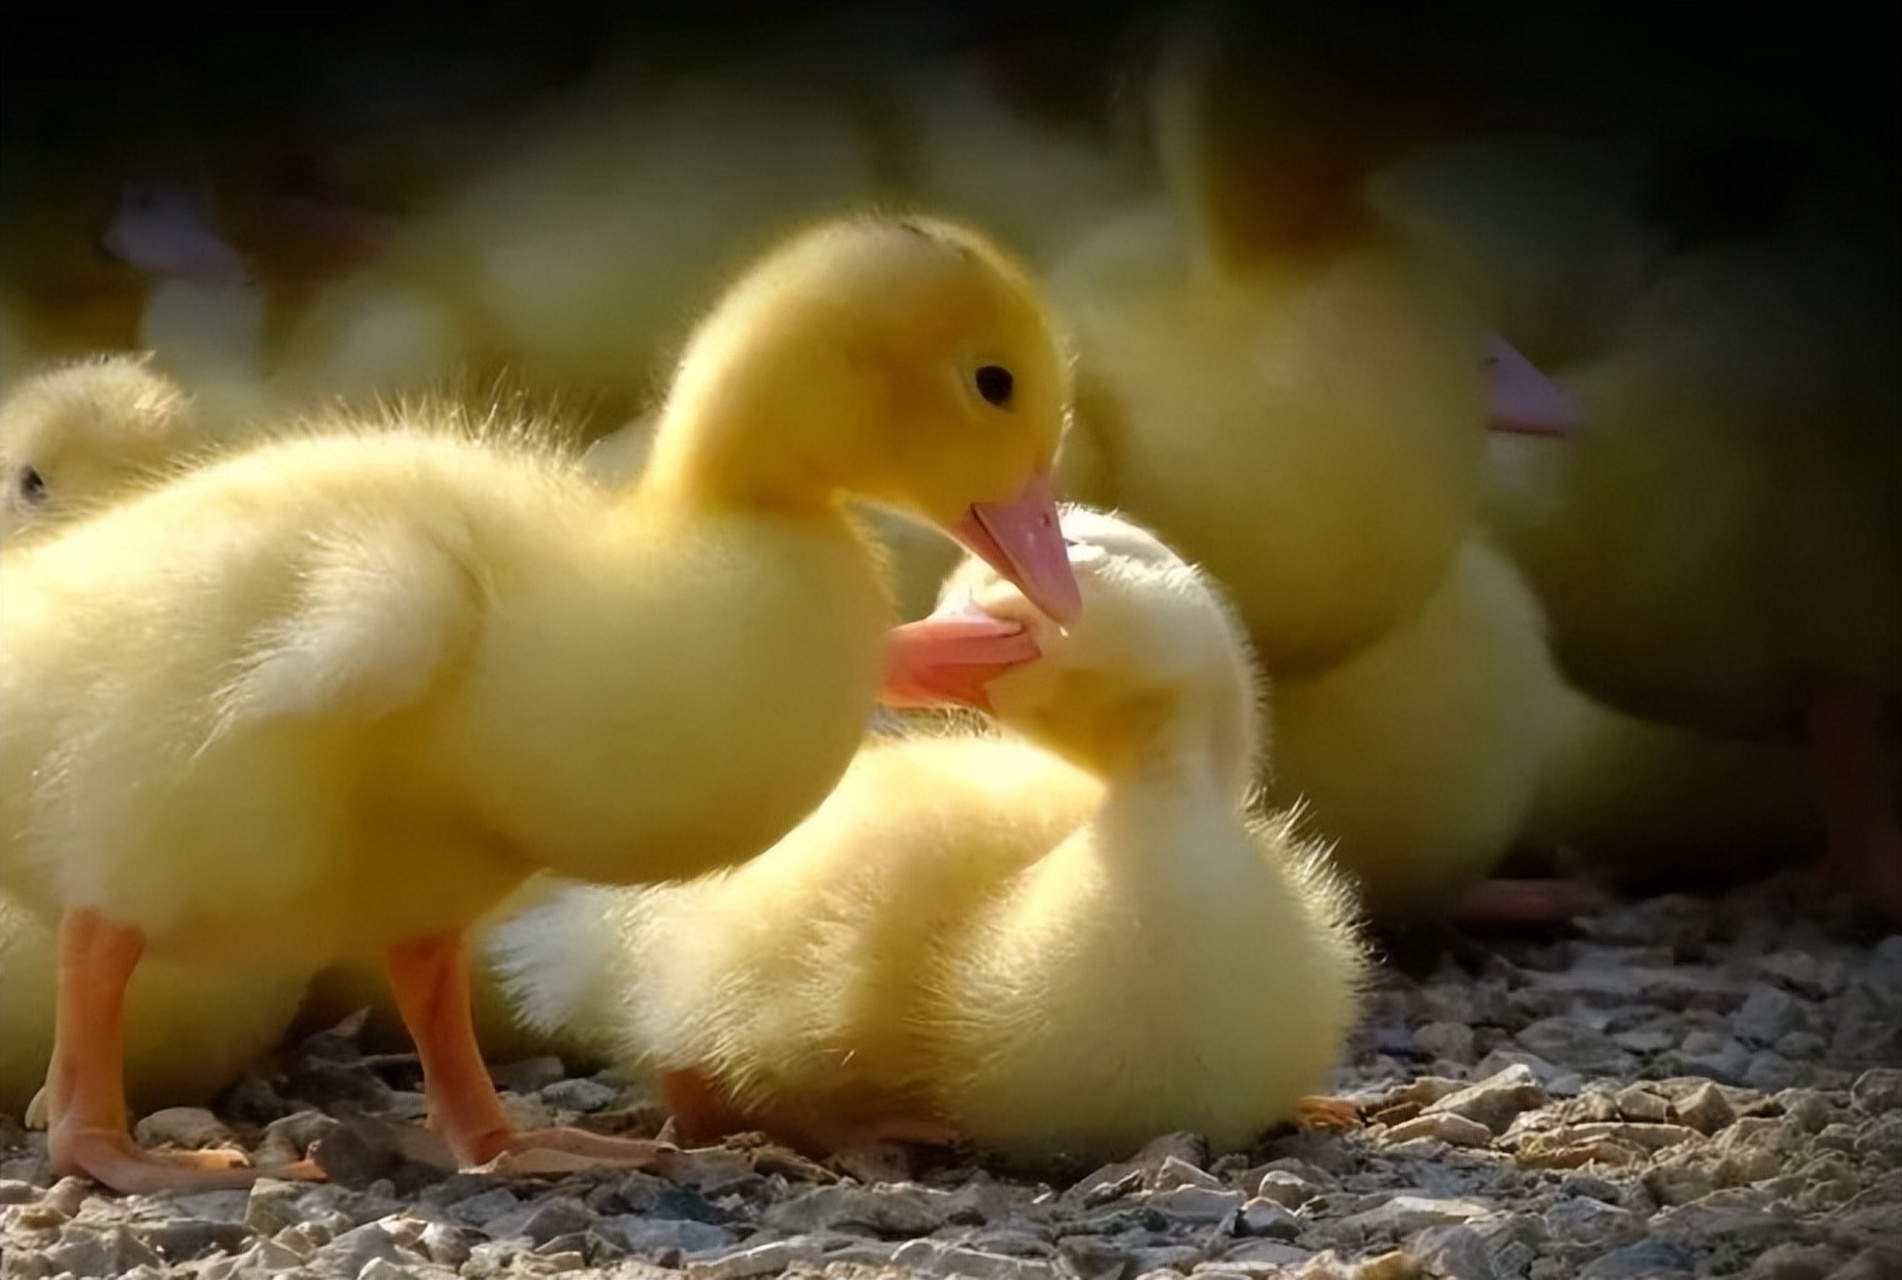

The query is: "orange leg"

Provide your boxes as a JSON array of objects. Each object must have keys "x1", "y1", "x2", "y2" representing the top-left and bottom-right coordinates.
[
  {"x1": 660, "y1": 1066, "x2": 960, "y2": 1157},
  {"x1": 46, "y1": 907, "x2": 322, "y2": 1194},
  {"x1": 1293, "y1": 1095, "x2": 1363, "y2": 1132},
  {"x1": 1449, "y1": 877, "x2": 1612, "y2": 928},
  {"x1": 1808, "y1": 677, "x2": 1902, "y2": 921},
  {"x1": 385, "y1": 931, "x2": 672, "y2": 1175}
]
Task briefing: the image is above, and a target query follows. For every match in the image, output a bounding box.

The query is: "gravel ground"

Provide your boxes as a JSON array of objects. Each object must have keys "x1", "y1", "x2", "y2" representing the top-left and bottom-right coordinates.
[{"x1": 2, "y1": 869, "x2": 1898, "y2": 1280}]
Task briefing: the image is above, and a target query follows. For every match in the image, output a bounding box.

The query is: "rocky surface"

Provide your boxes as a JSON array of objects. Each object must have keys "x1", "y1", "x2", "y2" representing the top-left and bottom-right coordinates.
[{"x1": 3, "y1": 871, "x2": 1899, "y2": 1280}]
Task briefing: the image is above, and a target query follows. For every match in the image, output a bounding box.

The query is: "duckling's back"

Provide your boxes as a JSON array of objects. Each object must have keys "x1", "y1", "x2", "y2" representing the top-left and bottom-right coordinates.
[{"x1": 0, "y1": 426, "x2": 583, "y2": 967}]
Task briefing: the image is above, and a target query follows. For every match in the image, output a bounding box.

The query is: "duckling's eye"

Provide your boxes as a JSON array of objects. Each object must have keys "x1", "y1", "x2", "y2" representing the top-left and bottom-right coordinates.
[
  {"x1": 15, "y1": 466, "x2": 45, "y2": 506},
  {"x1": 974, "y1": 365, "x2": 1014, "y2": 407}
]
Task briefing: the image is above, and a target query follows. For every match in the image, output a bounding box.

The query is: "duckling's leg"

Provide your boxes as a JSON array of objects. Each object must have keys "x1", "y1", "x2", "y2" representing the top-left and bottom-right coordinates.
[
  {"x1": 1449, "y1": 877, "x2": 1612, "y2": 928},
  {"x1": 386, "y1": 932, "x2": 675, "y2": 1174},
  {"x1": 1808, "y1": 676, "x2": 1902, "y2": 921},
  {"x1": 1293, "y1": 1095, "x2": 1363, "y2": 1132},
  {"x1": 46, "y1": 907, "x2": 321, "y2": 1193},
  {"x1": 660, "y1": 1067, "x2": 960, "y2": 1156}
]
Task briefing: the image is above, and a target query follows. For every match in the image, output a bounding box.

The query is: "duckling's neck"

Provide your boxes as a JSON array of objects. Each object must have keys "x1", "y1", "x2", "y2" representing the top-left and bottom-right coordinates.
[
  {"x1": 1062, "y1": 675, "x2": 1260, "y2": 807},
  {"x1": 639, "y1": 390, "x2": 834, "y2": 516}
]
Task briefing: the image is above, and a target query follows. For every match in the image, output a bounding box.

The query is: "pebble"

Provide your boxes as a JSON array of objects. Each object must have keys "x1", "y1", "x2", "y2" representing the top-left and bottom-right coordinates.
[
  {"x1": 1670, "y1": 1082, "x2": 1737, "y2": 1135},
  {"x1": 539, "y1": 1078, "x2": 619, "y2": 1114},
  {"x1": 1421, "y1": 1065, "x2": 1548, "y2": 1135},
  {"x1": 132, "y1": 1107, "x2": 235, "y2": 1150},
  {"x1": 0, "y1": 872, "x2": 1893, "y2": 1280}
]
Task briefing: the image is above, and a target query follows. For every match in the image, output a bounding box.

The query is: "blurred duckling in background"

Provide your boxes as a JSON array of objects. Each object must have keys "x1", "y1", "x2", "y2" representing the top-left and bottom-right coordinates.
[
  {"x1": 0, "y1": 353, "x2": 209, "y2": 542},
  {"x1": 0, "y1": 351, "x2": 304, "y2": 1128},
  {"x1": 0, "y1": 213, "x2": 1079, "y2": 1193},
  {"x1": 494, "y1": 508, "x2": 1365, "y2": 1167},
  {"x1": 1045, "y1": 9, "x2": 1597, "y2": 921},
  {"x1": 1484, "y1": 234, "x2": 1902, "y2": 914},
  {"x1": 1370, "y1": 134, "x2": 1669, "y2": 373}
]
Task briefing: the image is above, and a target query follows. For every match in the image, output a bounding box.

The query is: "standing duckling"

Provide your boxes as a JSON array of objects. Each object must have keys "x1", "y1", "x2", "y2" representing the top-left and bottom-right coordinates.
[
  {"x1": 1485, "y1": 236, "x2": 1902, "y2": 914},
  {"x1": 0, "y1": 213, "x2": 1080, "y2": 1193},
  {"x1": 494, "y1": 508, "x2": 1366, "y2": 1167},
  {"x1": 1045, "y1": 13, "x2": 1598, "y2": 921},
  {"x1": 0, "y1": 353, "x2": 305, "y2": 1123}
]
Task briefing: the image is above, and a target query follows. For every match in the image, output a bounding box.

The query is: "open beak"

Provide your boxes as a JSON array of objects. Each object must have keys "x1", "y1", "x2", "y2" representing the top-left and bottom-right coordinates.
[
  {"x1": 880, "y1": 592, "x2": 1042, "y2": 711},
  {"x1": 1485, "y1": 335, "x2": 1583, "y2": 438},
  {"x1": 953, "y1": 472, "x2": 1082, "y2": 626}
]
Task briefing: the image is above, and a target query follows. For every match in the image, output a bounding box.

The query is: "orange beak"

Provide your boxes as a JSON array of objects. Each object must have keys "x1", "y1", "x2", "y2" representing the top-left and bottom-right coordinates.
[
  {"x1": 880, "y1": 592, "x2": 1042, "y2": 711},
  {"x1": 952, "y1": 472, "x2": 1082, "y2": 625}
]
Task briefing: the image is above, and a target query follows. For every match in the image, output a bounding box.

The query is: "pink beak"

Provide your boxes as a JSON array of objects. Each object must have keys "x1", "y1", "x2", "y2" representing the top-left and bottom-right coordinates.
[
  {"x1": 880, "y1": 592, "x2": 1042, "y2": 711},
  {"x1": 952, "y1": 471, "x2": 1082, "y2": 625},
  {"x1": 1485, "y1": 335, "x2": 1584, "y2": 438}
]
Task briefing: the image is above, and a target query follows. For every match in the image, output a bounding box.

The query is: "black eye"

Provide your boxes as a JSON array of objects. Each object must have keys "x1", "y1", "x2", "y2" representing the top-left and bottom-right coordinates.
[
  {"x1": 974, "y1": 365, "x2": 1014, "y2": 407},
  {"x1": 16, "y1": 466, "x2": 45, "y2": 505}
]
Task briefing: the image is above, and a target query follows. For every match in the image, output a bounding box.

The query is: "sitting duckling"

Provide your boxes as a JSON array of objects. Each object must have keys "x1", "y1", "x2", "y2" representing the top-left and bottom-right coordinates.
[
  {"x1": 494, "y1": 507, "x2": 1366, "y2": 1167},
  {"x1": 0, "y1": 213, "x2": 1080, "y2": 1193},
  {"x1": 0, "y1": 354, "x2": 210, "y2": 542}
]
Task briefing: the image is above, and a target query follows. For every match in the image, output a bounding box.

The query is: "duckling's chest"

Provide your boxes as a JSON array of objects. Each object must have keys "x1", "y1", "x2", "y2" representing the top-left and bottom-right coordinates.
[{"x1": 442, "y1": 516, "x2": 895, "y2": 883}]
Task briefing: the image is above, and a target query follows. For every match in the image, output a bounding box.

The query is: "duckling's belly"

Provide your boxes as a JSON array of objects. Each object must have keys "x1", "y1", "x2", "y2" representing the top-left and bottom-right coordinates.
[
  {"x1": 939, "y1": 816, "x2": 1356, "y2": 1162},
  {"x1": 431, "y1": 514, "x2": 895, "y2": 887},
  {"x1": 1265, "y1": 538, "x2": 1562, "y2": 911},
  {"x1": 0, "y1": 692, "x2": 534, "y2": 971}
]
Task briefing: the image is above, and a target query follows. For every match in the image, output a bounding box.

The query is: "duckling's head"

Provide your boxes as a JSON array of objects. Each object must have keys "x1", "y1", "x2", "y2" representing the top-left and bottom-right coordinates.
[
  {"x1": 0, "y1": 354, "x2": 201, "y2": 542},
  {"x1": 650, "y1": 214, "x2": 1081, "y2": 622},
  {"x1": 886, "y1": 506, "x2": 1262, "y2": 785}
]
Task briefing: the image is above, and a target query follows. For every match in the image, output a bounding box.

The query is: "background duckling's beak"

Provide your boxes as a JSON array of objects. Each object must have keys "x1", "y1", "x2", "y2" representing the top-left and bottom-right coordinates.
[
  {"x1": 953, "y1": 473, "x2": 1083, "y2": 625},
  {"x1": 879, "y1": 592, "x2": 1042, "y2": 711},
  {"x1": 1485, "y1": 335, "x2": 1584, "y2": 438}
]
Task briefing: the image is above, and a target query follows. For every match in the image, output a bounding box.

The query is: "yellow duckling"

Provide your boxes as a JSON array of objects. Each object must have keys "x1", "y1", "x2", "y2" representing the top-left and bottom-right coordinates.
[
  {"x1": 0, "y1": 354, "x2": 305, "y2": 1122},
  {"x1": 1486, "y1": 237, "x2": 1902, "y2": 913},
  {"x1": 494, "y1": 507, "x2": 1365, "y2": 1167},
  {"x1": 1368, "y1": 133, "x2": 1668, "y2": 373},
  {"x1": 1048, "y1": 15, "x2": 1487, "y2": 677},
  {"x1": 1044, "y1": 15, "x2": 1593, "y2": 920},
  {"x1": 0, "y1": 354, "x2": 210, "y2": 542},
  {"x1": 0, "y1": 213, "x2": 1080, "y2": 1193}
]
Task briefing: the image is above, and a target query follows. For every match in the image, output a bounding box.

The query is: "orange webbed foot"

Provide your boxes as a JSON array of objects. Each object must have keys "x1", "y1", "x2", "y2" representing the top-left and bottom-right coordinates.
[
  {"x1": 54, "y1": 1126, "x2": 325, "y2": 1195},
  {"x1": 1293, "y1": 1095, "x2": 1363, "y2": 1133},
  {"x1": 660, "y1": 1066, "x2": 960, "y2": 1157},
  {"x1": 471, "y1": 1128, "x2": 675, "y2": 1176},
  {"x1": 43, "y1": 907, "x2": 326, "y2": 1195}
]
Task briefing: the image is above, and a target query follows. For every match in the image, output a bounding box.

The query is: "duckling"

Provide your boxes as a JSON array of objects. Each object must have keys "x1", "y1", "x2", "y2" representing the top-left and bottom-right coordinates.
[
  {"x1": 1484, "y1": 236, "x2": 1902, "y2": 913},
  {"x1": 1260, "y1": 536, "x2": 1575, "y2": 918},
  {"x1": 494, "y1": 508, "x2": 1365, "y2": 1167},
  {"x1": 0, "y1": 213, "x2": 1079, "y2": 1193},
  {"x1": 1048, "y1": 13, "x2": 1487, "y2": 677},
  {"x1": 1045, "y1": 15, "x2": 1595, "y2": 920},
  {"x1": 877, "y1": 53, "x2": 1147, "y2": 269},
  {"x1": 0, "y1": 353, "x2": 305, "y2": 1123},
  {"x1": 1367, "y1": 134, "x2": 1668, "y2": 372},
  {"x1": 0, "y1": 354, "x2": 208, "y2": 542}
]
